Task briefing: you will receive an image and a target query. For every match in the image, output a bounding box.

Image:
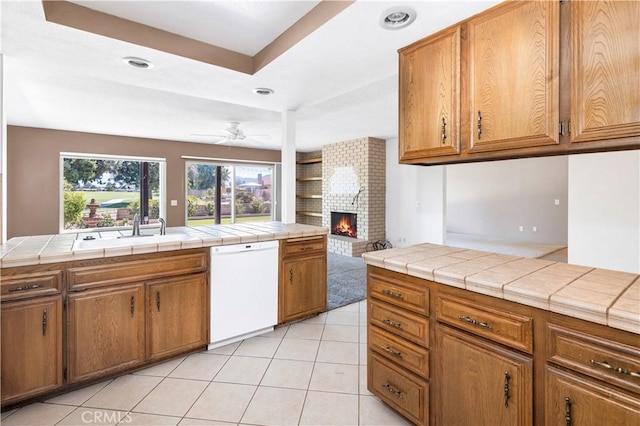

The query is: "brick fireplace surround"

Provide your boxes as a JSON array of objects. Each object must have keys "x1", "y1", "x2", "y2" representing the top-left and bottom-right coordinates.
[{"x1": 322, "y1": 137, "x2": 386, "y2": 257}]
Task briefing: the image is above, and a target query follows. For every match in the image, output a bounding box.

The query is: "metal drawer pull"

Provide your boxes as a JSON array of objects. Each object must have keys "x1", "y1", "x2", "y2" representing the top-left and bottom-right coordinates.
[
  {"x1": 457, "y1": 315, "x2": 492, "y2": 329},
  {"x1": 441, "y1": 117, "x2": 447, "y2": 144},
  {"x1": 382, "y1": 319, "x2": 403, "y2": 330},
  {"x1": 381, "y1": 289, "x2": 403, "y2": 299},
  {"x1": 381, "y1": 346, "x2": 403, "y2": 358},
  {"x1": 382, "y1": 383, "x2": 403, "y2": 398},
  {"x1": 9, "y1": 283, "x2": 44, "y2": 292},
  {"x1": 565, "y1": 397, "x2": 572, "y2": 426},
  {"x1": 503, "y1": 371, "x2": 511, "y2": 407},
  {"x1": 590, "y1": 359, "x2": 640, "y2": 378},
  {"x1": 130, "y1": 296, "x2": 135, "y2": 317},
  {"x1": 42, "y1": 310, "x2": 48, "y2": 336},
  {"x1": 156, "y1": 291, "x2": 161, "y2": 312}
]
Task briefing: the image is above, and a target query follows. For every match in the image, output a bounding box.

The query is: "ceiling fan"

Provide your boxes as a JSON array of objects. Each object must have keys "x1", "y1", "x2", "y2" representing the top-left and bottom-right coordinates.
[{"x1": 192, "y1": 122, "x2": 267, "y2": 145}]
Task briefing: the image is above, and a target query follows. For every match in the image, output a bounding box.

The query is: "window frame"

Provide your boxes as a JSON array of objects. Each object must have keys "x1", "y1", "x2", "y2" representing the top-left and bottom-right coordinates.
[
  {"x1": 59, "y1": 152, "x2": 166, "y2": 234},
  {"x1": 184, "y1": 159, "x2": 277, "y2": 226}
]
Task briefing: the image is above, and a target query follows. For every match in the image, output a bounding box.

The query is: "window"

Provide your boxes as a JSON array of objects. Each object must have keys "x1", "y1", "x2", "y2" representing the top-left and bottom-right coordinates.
[
  {"x1": 60, "y1": 153, "x2": 165, "y2": 232},
  {"x1": 186, "y1": 161, "x2": 275, "y2": 225}
]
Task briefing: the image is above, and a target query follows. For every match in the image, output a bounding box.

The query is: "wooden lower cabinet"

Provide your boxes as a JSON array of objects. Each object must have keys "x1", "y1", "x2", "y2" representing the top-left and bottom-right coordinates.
[
  {"x1": 279, "y1": 236, "x2": 327, "y2": 323},
  {"x1": 67, "y1": 284, "x2": 145, "y2": 383},
  {"x1": 1, "y1": 295, "x2": 63, "y2": 404},
  {"x1": 146, "y1": 273, "x2": 207, "y2": 360},
  {"x1": 369, "y1": 353, "x2": 428, "y2": 425},
  {"x1": 545, "y1": 366, "x2": 640, "y2": 425},
  {"x1": 434, "y1": 324, "x2": 533, "y2": 426}
]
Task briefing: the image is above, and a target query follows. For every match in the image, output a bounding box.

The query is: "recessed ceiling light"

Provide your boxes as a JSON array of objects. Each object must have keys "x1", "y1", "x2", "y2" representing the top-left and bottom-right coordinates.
[
  {"x1": 380, "y1": 7, "x2": 416, "y2": 30},
  {"x1": 252, "y1": 88, "x2": 274, "y2": 96},
  {"x1": 122, "y1": 57, "x2": 153, "y2": 69}
]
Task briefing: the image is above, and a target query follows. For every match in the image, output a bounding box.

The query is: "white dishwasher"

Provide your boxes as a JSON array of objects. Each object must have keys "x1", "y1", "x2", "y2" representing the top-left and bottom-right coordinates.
[{"x1": 208, "y1": 240, "x2": 279, "y2": 349}]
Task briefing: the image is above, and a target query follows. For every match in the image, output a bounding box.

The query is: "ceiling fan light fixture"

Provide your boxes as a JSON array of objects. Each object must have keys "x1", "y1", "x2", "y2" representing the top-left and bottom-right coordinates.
[
  {"x1": 122, "y1": 56, "x2": 153, "y2": 69},
  {"x1": 252, "y1": 87, "x2": 274, "y2": 96},
  {"x1": 380, "y1": 7, "x2": 416, "y2": 30}
]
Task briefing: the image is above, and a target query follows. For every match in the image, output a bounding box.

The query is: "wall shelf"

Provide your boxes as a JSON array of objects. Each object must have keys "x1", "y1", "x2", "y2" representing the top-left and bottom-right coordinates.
[
  {"x1": 296, "y1": 157, "x2": 322, "y2": 165},
  {"x1": 296, "y1": 211, "x2": 323, "y2": 218},
  {"x1": 296, "y1": 151, "x2": 323, "y2": 225}
]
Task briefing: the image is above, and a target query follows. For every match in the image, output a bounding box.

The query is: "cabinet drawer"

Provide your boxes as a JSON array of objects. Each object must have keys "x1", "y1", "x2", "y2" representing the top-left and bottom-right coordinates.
[
  {"x1": 436, "y1": 293, "x2": 533, "y2": 354},
  {"x1": 67, "y1": 251, "x2": 207, "y2": 291},
  {"x1": 369, "y1": 271, "x2": 429, "y2": 316},
  {"x1": 369, "y1": 299, "x2": 429, "y2": 347},
  {"x1": 369, "y1": 353, "x2": 428, "y2": 425},
  {"x1": 547, "y1": 323, "x2": 640, "y2": 395},
  {"x1": 1, "y1": 270, "x2": 62, "y2": 301},
  {"x1": 369, "y1": 326, "x2": 429, "y2": 378},
  {"x1": 281, "y1": 236, "x2": 325, "y2": 257}
]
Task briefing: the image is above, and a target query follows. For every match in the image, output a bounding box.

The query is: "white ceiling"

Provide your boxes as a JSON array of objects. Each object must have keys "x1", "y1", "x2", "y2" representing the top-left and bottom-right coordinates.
[{"x1": 1, "y1": 0, "x2": 501, "y2": 152}]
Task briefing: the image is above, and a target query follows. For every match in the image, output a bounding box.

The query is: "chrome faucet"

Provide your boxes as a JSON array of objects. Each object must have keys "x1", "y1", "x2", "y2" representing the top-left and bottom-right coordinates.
[
  {"x1": 132, "y1": 214, "x2": 140, "y2": 236},
  {"x1": 158, "y1": 217, "x2": 166, "y2": 235}
]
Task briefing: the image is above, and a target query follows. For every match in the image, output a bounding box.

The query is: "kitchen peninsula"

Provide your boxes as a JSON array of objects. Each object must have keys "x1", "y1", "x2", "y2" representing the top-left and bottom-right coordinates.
[
  {"x1": 362, "y1": 244, "x2": 639, "y2": 425},
  {"x1": 0, "y1": 222, "x2": 328, "y2": 409}
]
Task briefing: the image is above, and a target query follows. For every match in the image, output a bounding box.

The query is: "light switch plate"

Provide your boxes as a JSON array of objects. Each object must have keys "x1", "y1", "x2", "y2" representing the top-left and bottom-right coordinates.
[{"x1": 170, "y1": 200, "x2": 178, "y2": 206}]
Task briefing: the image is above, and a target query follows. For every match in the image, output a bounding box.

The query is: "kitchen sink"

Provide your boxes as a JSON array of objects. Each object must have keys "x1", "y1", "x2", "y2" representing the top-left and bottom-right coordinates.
[{"x1": 72, "y1": 233, "x2": 193, "y2": 251}]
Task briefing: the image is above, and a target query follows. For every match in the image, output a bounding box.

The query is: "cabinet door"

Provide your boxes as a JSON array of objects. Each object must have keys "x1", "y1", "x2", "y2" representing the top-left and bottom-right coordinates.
[
  {"x1": 147, "y1": 273, "x2": 207, "y2": 360},
  {"x1": 280, "y1": 255, "x2": 326, "y2": 322},
  {"x1": 570, "y1": 1, "x2": 640, "y2": 144},
  {"x1": 67, "y1": 284, "x2": 145, "y2": 383},
  {"x1": 546, "y1": 366, "x2": 640, "y2": 425},
  {"x1": 468, "y1": 0, "x2": 559, "y2": 153},
  {"x1": 435, "y1": 324, "x2": 533, "y2": 426},
  {"x1": 399, "y1": 25, "x2": 461, "y2": 161},
  {"x1": 1, "y1": 296, "x2": 63, "y2": 404}
]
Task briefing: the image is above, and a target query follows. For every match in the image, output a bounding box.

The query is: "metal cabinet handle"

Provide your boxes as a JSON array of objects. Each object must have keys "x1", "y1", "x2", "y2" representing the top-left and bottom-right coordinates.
[
  {"x1": 289, "y1": 269, "x2": 293, "y2": 283},
  {"x1": 382, "y1": 346, "x2": 403, "y2": 358},
  {"x1": 9, "y1": 283, "x2": 43, "y2": 292},
  {"x1": 457, "y1": 315, "x2": 492, "y2": 329},
  {"x1": 441, "y1": 117, "x2": 447, "y2": 144},
  {"x1": 503, "y1": 371, "x2": 511, "y2": 407},
  {"x1": 156, "y1": 291, "x2": 161, "y2": 312},
  {"x1": 382, "y1": 318, "x2": 403, "y2": 330},
  {"x1": 381, "y1": 289, "x2": 403, "y2": 300},
  {"x1": 565, "y1": 397, "x2": 572, "y2": 426},
  {"x1": 477, "y1": 111, "x2": 483, "y2": 139},
  {"x1": 382, "y1": 383, "x2": 403, "y2": 398},
  {"x1": 130, "y1": 296, "x2": 135, "y2": 317},
  {"x1": 591, "y1": 359, "x2": 640, "y2": 378},
  {"x1": 42, "y1": 310, "x2": 48, "y2": 336}
]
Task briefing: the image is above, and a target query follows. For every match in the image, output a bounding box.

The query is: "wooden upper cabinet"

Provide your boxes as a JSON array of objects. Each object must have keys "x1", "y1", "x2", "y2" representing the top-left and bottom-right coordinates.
[
  {"x1": 468, "y1": 0, "x2": 560, "y2": 153},
  {"x1": 399, "y1": 25, "x2": 461, "y2": 161},
  {"x1": 570, "y1": 0, "x2": 640, "y2": 144}
]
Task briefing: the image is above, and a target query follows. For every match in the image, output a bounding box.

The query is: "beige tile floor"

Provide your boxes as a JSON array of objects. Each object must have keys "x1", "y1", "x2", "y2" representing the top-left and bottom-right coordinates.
[{"x1": 1, "y1": 300, "x2": 411, "y2": 426}]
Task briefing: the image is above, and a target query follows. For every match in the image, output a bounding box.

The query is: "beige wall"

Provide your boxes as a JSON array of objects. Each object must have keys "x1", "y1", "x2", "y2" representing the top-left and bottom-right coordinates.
[{"x1": 7, "y1": 126, "x2": 281, "y2": 238}]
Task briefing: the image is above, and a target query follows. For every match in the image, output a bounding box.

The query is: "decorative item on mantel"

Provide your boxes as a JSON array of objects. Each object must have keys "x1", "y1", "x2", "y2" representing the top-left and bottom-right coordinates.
[{"x1": 83, "y1": 198, "x2": 100, "y2": 228}]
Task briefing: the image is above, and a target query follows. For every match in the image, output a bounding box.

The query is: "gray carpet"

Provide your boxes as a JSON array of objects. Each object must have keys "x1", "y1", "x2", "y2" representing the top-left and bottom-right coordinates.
[{"x1": 327, "y1": 252, "x2": 367, "y2": 310}]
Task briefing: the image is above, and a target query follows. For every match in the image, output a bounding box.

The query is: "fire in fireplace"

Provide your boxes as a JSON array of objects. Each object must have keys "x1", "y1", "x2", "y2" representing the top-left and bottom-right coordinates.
[{"x1": 331, "y1": 212, "x2": 357, "y2": 238}]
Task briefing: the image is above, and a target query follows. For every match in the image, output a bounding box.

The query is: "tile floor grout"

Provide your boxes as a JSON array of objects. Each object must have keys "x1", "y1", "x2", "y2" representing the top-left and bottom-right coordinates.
[{"x1": 1, "y1": 299, "x2": 411, "y2": 426}]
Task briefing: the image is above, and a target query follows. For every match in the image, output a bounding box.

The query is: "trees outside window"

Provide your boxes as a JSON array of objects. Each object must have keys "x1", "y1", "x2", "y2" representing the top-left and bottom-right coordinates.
[
  {"x1": 61, "y1": 155, "x2": 164, "y2": 231},
  {"x1": 186, "y1": 162, "x2": 274, "y2": 225}
]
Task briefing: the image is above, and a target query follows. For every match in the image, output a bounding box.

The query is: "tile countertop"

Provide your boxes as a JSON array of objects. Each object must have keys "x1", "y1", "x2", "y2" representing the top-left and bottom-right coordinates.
[
  {"x1": 362, "y1": 243, "x2": 640, "y2": 335},
  {"x1": 0, "y1": 222, "x2": 328, "y2": 269}
]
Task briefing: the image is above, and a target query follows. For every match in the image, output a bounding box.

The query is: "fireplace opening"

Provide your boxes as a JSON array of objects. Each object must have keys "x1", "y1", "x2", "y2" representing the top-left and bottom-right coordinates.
[{"x1": 331, "y1": 212, "x2": 357, "y2": 238}]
